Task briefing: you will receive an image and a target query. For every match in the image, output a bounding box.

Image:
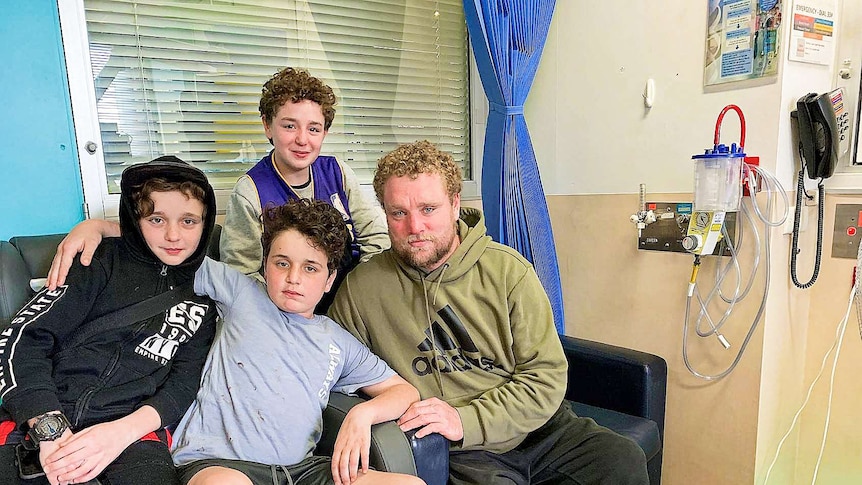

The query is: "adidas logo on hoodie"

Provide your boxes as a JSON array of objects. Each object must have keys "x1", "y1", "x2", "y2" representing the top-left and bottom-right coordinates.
[{"x1": 411, "y1": 305, "x2": 499, "y2": 376}]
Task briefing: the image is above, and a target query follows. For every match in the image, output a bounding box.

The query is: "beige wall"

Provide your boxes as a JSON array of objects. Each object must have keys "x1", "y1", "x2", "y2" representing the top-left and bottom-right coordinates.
[
  {"x1": 548, "y1": 193, "x2": 765, "y2": 485},
  {"x1": 791, "y1": 195, "x2": 862, "y2": 483},
  {"x1": 520, "y1": 1, "x2": 861, "y2": 484}
]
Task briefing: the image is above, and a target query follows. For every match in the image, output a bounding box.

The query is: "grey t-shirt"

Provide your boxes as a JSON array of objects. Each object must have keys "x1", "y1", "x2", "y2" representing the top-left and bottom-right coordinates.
[{"x1": 171, "y1": 257, "x2": 395, "y2": 466}]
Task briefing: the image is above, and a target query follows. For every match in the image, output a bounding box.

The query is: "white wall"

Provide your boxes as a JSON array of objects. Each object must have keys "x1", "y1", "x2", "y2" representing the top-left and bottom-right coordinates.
[
  {"x1": 525, "y1": 0, "x2": 856, "y2": 483},
  {"x1": 528, "y1": 1, "x2": 782, "y2": 197}
]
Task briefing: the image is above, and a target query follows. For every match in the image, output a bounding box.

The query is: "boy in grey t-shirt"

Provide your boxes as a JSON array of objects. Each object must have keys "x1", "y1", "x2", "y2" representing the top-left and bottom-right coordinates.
[
  {"x1": 172, "y1": 199, "x2": 423, "y2": 485},
  {"x1": 44, "y1": 199, "x2": 424, "y2": 485}
]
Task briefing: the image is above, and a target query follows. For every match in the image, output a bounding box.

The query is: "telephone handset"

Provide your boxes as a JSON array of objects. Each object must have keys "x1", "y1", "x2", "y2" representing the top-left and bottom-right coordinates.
[
  {"x1": 789, "y1": 91, "x2": 840, "y2": 289},
  {"x1": 792, "y1": 92, "x2": 839, "y2": 180}
]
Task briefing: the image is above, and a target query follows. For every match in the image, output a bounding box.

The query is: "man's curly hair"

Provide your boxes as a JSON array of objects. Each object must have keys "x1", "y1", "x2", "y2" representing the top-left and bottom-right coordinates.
[
  {"x1": 372, "y1": 140, "x2": 462, "y2": 206},
  {"x1": 261, "y1": 199, "x2": 348, "y2": 273},
  {"x1": 259, "y1": 67, "x2": 337, "y2": 130}
]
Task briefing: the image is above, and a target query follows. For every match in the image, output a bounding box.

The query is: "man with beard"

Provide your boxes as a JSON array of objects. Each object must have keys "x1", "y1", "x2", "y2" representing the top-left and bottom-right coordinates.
[
  {"x1": 45, "y1": 140, "x2": 649, "y2": 485},
  {"x1": 328, "y1": 140, "x2": 649, "y2": 485}
]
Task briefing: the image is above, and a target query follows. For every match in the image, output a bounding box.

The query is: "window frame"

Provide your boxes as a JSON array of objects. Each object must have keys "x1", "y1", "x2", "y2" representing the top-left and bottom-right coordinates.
[{"x1": 59, "y1": 0, "x2": 483, "y2": 220}]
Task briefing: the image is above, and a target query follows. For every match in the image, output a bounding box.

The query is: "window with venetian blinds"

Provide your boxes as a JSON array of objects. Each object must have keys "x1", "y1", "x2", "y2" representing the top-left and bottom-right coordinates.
[{"x1": 82, "y1": 0, "x2": 470, "y2": 193}]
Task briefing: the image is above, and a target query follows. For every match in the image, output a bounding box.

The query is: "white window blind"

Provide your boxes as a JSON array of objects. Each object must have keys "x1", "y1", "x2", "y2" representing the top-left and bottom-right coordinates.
[{"x1": 82, "y1": 0, "x2": 470, "y2": 193}]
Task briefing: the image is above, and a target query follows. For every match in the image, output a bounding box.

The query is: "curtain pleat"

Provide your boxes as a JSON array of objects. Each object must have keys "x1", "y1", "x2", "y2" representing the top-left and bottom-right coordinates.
[{"x1": 464, "y1": 0, "x2": 564, "y2": 333}]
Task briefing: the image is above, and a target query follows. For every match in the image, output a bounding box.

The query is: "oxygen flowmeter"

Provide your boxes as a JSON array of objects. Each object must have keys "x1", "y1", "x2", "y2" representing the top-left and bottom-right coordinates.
[{"x1": 682, "y1": 105, "x2": 747, "y2": 256}]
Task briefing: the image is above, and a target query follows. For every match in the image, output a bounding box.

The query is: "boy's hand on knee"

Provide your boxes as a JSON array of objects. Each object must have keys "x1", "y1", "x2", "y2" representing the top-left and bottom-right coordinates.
[
  {"x1": 45, "y1": 421, "x2": 131, "y2": 484},
  {"x1": 331, "y1": 408, "x2": 373, "y2": 485}
]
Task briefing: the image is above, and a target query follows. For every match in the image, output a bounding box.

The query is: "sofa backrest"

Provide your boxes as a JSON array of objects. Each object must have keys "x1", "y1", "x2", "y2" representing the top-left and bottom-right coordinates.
[{"x1": 0, "y1": 225, "x2": 222, "y2": 326}]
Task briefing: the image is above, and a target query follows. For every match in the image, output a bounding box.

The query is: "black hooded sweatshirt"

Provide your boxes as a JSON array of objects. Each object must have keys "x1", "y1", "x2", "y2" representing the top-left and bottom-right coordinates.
[{"x1": 0, "y1": 156, "x2": 218, "y2": 432}]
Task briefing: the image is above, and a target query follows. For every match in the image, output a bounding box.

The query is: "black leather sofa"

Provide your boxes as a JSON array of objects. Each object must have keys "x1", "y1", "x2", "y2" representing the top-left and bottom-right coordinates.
[
  {"x1": 1, "y1": 230, "x2": 667, "y2": 485},
  {"x1": 563, "y1": 336, "x2": 667, "y2": 485},
  {"x1": 0, "y1": 230, "x2": 449, "y2": 484}
]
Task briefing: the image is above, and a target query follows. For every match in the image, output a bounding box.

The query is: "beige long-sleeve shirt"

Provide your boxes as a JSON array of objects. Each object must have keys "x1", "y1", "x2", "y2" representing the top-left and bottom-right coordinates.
[{"x1": 219, "y1": 159, "x2": 390, "y2": 279}]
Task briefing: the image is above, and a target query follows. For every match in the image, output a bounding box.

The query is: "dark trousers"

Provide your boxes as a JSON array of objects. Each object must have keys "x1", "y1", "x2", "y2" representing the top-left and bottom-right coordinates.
[
  {"x1": 449, "y1": 403, "x2": 649, "y2": 485},
  {"x1": 0, "y1": 440, "x2": 179, "y2": 485}
]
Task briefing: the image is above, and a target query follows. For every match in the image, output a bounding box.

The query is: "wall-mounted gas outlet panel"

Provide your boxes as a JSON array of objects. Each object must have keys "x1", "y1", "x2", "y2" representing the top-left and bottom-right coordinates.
[{"x1": 638, "y1": 202, "x2": 736, "y2": 255}]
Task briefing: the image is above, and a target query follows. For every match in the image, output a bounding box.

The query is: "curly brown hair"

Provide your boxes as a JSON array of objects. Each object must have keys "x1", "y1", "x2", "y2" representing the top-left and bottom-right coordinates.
[
  {"x1": 372, "y1": 140, "x2": 462, "y2": 206},
  {"x1": 259, "y1": 67, "x2": 337, "y2": 130},
  {"x1": 261, "y1": 199, "x2": 348, "y2": 273},
  {"x1": 133, "y1": 178, "x2": 207, "y2": 219}
]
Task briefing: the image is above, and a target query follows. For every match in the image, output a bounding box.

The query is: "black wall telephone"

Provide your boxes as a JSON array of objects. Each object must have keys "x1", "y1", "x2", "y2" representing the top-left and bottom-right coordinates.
[
  {"x1": 789, "y1": 91, "x2": 840, "y2": 289},
  {"x1": 792, "y1": 92, "x2": 839, "y2": 180}
]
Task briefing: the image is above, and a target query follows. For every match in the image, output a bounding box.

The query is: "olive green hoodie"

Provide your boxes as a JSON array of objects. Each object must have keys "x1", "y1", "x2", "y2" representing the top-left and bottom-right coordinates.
[{"x1": 329, "y1": 207, "x2": 567, "y2": 453}]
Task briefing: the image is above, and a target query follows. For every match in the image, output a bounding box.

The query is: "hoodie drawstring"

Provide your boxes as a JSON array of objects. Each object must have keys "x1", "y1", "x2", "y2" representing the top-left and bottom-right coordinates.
[
  {"x1": 431, "y1": 264, "x2": 448, "y2": 307},
  {"x1": 421, "y1": 263, "x2": 449, "y2": 398}
]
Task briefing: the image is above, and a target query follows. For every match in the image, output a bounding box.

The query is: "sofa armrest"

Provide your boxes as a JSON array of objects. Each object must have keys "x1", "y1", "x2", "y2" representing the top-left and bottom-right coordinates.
[
  {"x1": 1, "y1": 234, "x2": 73, "y2": 326},
  {"x1": 401, "y1": 427, "x2": 449, "y2": 485},
  {"x1": 319, "y1": 393, "x2": 449, "y2": 485},
  {"x1": 560, "y1": 335, "x2": 667, "y2": 436}
]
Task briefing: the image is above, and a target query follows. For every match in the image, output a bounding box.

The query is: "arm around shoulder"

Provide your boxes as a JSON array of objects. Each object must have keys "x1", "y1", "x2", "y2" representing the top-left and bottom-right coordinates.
[{"x1": 47, "y1": 219, "x2": 120, "y2": 289}]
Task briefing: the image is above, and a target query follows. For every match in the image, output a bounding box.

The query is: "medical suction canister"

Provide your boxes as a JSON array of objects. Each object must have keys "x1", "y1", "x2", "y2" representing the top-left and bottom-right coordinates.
[
  {"x1": 681, "y1": 105, "x2": 746, "y2": 257},
  {"x1": 681, "y1": 104, "x2": 789, "y2": 381}
]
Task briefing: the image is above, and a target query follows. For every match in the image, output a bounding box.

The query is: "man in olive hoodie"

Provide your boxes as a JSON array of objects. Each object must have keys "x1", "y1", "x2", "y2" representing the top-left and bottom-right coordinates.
[{"x1": 328, "y1": 140, "x2": 649, "y2": 485}]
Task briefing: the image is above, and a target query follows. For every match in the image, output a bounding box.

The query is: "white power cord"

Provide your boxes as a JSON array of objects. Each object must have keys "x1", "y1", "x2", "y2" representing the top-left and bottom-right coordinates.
[{"x1": 762, "y1": 238, "x2": 862, "y2": 484}]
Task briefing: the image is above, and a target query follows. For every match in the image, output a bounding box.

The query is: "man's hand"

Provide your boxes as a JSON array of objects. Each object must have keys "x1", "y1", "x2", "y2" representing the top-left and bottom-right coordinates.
[
  {"x1": 42, "y1": 420, "x2": 132, "y2": 484},
  {"x1": 397, "y1": 397, "x2": 464, "y2": 441},
  {"x1": 331, "y1": 406, "x2": 374, "y2": 485},
  {"x1": 47, "y1": 220, "x2": 119, "y2": 289}
]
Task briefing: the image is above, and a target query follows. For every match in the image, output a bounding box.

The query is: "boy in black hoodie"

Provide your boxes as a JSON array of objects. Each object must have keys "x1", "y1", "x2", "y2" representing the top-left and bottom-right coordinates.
[{"x1": 0, "y1": 156, "x2": 218, "y2": 485}]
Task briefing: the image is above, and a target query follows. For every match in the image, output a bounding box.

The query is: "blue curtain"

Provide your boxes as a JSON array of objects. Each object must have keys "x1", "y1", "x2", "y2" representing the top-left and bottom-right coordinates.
[{"x1": 464, "y1": 0, "x2": 564, "y2": 333}]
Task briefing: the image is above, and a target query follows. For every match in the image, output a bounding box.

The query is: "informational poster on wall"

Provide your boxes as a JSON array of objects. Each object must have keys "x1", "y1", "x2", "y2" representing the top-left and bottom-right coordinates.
[
  {"x1": 704, "y1": 0, "x2": 782, "y2": 86},
  {"x1": 788, "y1": 0, "x2": 836, "y2": 65}
]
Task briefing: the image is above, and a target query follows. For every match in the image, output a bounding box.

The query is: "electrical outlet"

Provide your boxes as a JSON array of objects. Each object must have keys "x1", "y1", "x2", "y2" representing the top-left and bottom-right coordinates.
[{"x1": 782, "y1": 206, "x2": 809, "y2": 234}]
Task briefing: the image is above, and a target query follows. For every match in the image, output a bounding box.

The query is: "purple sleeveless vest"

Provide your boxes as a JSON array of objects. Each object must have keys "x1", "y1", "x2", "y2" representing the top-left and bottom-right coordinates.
[{"x1": 246, "y1": 152, "x2": 360, "y2": 261}]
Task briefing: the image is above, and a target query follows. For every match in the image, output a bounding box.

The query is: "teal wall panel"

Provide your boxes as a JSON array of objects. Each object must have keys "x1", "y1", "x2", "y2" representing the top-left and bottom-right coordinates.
[{"x1": 0, "y1": 0, "x2": 84, "y2": 240}]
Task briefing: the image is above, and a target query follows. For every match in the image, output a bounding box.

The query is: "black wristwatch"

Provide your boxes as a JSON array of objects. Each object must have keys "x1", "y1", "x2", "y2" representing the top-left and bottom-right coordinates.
[{"x1": 27, "y1": 413, "x2": 71, "y2": 443}]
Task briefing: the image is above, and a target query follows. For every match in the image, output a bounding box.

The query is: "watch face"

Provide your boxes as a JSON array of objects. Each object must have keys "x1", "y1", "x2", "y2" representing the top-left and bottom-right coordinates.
[
  {"x1": 36, "y1": 416, "x2": 62, "y2": 434},
  {"x1": 32, "y1": 415, "x2": 68, "y2": 440}
]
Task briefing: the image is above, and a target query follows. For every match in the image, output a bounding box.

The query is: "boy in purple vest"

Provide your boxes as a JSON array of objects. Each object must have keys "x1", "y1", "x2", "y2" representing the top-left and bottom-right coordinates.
[{"x1": 221, "y1": 67, "x2": 390, "y2": 311}]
